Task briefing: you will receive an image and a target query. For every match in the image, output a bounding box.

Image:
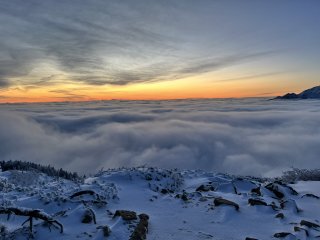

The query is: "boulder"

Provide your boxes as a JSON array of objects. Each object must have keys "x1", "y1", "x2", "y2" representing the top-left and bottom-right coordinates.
[
  {"x1": 251, "y1": 187, "x2": 261, "y2": 196},
  {"x1": 248, "y1": 198, "x2": 267, "y2": 206},
  {"x1": 275, "y1": 213, "x2": 284, "y2": 219},
  {"x1": 214, "y1": 197, "x2": 239, "y2": 211},
  {"x1": 161, "y1": 189, "x2": 169, "y2": 194},
  {"x1": 196, "y1": 184, "x2": 214, "y2": 192},
  {"x1": 82, "y1": 210, "x2": 94, "y2": 224},
  {"x1": 273, "y1": 232, "x2": 292, "y2": 238}
]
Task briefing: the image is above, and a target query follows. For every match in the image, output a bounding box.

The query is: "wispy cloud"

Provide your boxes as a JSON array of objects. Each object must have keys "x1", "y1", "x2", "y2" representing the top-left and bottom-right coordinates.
[
  {"x1": 0, "y1": 0, "x2": 283, "y2": 89},
  {"x1": 214, "y1": 72, "x2": 284, "y2": 83}
]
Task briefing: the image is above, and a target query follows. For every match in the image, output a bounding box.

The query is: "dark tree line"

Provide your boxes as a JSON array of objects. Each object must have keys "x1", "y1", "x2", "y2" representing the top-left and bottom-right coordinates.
[{"x1": 0, "y1": 160, "x2": 80, "y2": 181}]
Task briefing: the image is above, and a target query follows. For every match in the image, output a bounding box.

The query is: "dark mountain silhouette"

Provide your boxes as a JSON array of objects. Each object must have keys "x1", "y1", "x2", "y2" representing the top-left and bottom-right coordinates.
[{"x1": 275, "y1": 85, "x2": 320, "y2": 99}]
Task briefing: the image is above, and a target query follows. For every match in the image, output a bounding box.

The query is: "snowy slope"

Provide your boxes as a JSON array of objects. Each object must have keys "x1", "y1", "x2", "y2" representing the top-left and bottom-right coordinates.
[{"x1": 0, "y1": 168, "x2": 319, "y2": 240}]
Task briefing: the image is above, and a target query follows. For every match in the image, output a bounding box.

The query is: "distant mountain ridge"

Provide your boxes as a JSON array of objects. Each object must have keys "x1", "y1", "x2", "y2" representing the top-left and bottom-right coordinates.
[{"x1": 275, "y1": 85, "x2": 320, "y2": 99}]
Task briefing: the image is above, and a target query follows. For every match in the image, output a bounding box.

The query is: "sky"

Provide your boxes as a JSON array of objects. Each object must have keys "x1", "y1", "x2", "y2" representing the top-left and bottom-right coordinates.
[
  {"x1": 1, "y1": 98, "x2": 320, "y2": 176},
  {"x1": 0, "y1": 0, "x2": 320, "y2": 102}
]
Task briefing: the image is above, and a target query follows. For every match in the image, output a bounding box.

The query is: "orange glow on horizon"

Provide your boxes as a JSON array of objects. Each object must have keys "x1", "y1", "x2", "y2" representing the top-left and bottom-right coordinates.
[{"x1": 0, "y1": 73, "x2": 313, "y2": 103}]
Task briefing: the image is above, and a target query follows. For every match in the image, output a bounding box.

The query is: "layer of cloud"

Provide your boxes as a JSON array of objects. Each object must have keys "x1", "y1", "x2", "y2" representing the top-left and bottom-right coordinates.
[{"x1": 1, "y1": 98, "x2": 320, "y2": 177}]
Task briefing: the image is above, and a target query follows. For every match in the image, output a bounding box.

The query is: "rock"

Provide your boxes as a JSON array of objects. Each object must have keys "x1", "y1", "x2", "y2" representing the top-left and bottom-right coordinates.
[
  {"x1": 300, "y1": 220, "x2": 320, "y2": 228},
  {"x1": 130, "y1": 213, "x2": 150, "y2": 240},
  {"x1": 265, "y1": 183, "x2": 284, "y2": 199},
  {"x1": 270, "y1": 202, "x2": 280, "y2": 211},
  {"x1": 95, "y1": 225, "x2": 112, "y2": 237},
  {"x1": 273, "y1": 232, "x2": 292, "y2": 238},
  {"x1": 82, "y1": 210, "x2": 94, "y2": 224},
  {"x1": 274, "y1": 181, "x2": 299, "y2": 195},
  {"x1": 103, "y1": 225, "x2": 111, "y2": 237},
  {"x1": 114, "y1": 210, "x2": 137, "y2": 221},
  {"x1": 139, "y1": 213, "x2": 149, "y2": 221},
  {"x1": 248, "y1": 198, "x2": 267, "y2": 206},
  {"x1": 161, "y1": 189, "x2": 169, "y2": 194},
  {"x1": 280, "y1": 199, "x2": 301, "y2": 213},
  {"x1": 275, "y1": 213, "x2": 284, "y2": 219},
  {"x1": 251, "y1": 187, "x2": 261, "y2": 196},
  {"x1": 245, "y1": 238, "x2": 258, "y2": 240},
  {"x1": 181, "y1": 192, "x2": 189, "y2": 202},
  {"x1": 0, "y1": 224, "x2": 7, "y2": 237},
  {"x1": 284, "y1": 185, "x2": 299, "y2": 196},
  {"x1": 214, "y1": 197, "x2": 239, "y2": 211},
  {"x1": 70, "y1": 190, "x2": 96, "y2": 199},
  {"x1": 294, "y1": 226, "x2": 308, "y2": 237},
  {"x1": 196, "y1": 184, "x2": 214, "y2": 192},
  {"x1": 97, "y1": 225, "x2": 112, "y2": 237},
  {"x1": 145, "y1": 174, "x2": 152, "y2": 181}
]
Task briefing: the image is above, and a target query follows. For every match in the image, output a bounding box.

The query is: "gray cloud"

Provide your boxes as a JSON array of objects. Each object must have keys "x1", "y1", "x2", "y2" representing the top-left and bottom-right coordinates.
[
  {"x1": 214, "y1": 72, "x2": 283, "y2": 83},
  {"x1": 0, "y1": 0, "x2": 182, "y2": 87},
  {"x1": 0, "y1": 98, "x2": 319, "y2": 177},
  {"x1": 0, "y1": 0, "x2": 285, "y2": 88},
  {"x1": 0, "y1": 79, "x2": 9, "y2": 88},
  {"x1": 177, "y1": 52, "x2": 275, "y2": 76}
]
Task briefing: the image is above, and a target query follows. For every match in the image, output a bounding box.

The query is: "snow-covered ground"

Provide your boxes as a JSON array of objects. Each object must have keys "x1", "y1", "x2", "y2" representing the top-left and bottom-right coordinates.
[{"x1": 0, "y1": 168, "x2": 319, "y2": 240}]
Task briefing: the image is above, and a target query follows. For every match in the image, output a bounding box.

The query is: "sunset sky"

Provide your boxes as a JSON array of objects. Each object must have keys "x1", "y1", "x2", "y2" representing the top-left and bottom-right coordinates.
[{"x1": 0, "y1": 0, "x2": 320, "y2": 102}]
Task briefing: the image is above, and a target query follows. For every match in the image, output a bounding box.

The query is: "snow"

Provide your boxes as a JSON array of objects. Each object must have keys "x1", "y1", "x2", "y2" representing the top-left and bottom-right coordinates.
[{"x1": 0, "y1": 168, "x2": 320, "y2": 239}]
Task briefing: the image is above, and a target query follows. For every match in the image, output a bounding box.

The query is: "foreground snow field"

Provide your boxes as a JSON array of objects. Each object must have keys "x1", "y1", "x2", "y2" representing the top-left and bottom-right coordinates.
[{"x1": 0, "y1": 168, "x2": 319, "y2": 240}]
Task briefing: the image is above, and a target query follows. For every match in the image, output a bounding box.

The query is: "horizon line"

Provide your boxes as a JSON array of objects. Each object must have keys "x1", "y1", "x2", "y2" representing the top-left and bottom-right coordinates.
[{"x1": 0, "y1": 96, "x2": 276, "y2": 105}]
